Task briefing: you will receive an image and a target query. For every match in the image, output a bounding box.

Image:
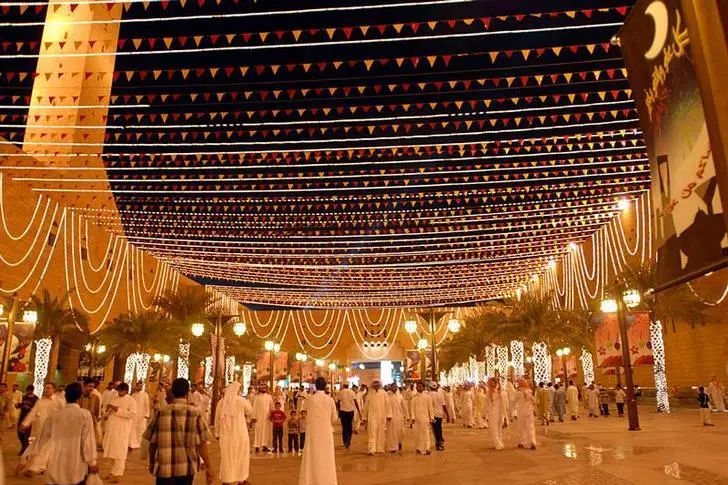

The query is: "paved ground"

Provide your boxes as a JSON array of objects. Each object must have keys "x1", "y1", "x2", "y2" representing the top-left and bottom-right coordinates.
[{"x1": 3, "y1": 406, "x2": 728, "y2": 484}]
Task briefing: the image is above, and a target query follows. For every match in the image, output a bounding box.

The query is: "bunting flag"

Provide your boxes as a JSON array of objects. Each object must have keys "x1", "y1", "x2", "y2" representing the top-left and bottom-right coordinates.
[{"x1": 0, "y1": 0, "x2": 646, "y2": 308}]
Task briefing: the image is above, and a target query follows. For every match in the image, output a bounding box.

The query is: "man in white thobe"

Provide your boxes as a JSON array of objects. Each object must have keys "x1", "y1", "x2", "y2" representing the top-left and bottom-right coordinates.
[
  {"x1": 444, "y1": 386, "x2": 456, "y2": 424},
  {"x1": 515, "y1": 379, "x2": 537, "y2": 449},
  {"x1": 189, "y1": 382, "x2": 204, "y2": 412},
  {"x1": 215, "y1": 382, "x2": 256, "y2": 484},
  {"x1": 130, "y1": 381, "x2": 150, "y2": 449},
  {"x1": 352, "y1": 385, "x2": 365, "y2": 433},
  {"x1": 486, "y1": 378, "x2": 505, "y2": 450},
  {"x1": 99, "y1": 381, "x2": 118, "y2": 435},
  {"x1": 566, "y1": 380, "x2": 580, "y2": 420},
  {"x1": 103, "y1": 382, "x2": 137, "y2": 482},
  {"x1": 34, "y1": 383, "x2": 99, "y2": 485},
  {"x1": 253, "y1": 384, "x2": 274, "y2": 452},
  {"x1": 461, "y1": 384, "x2": 475, "y2": 428},
  {"x1": 385, "y1": 384, "x2": 408, "y2": 453},
  {"x1": 709, "y1": 377, "x2": 726, "y2": 412},
  {"x1": 409, "y1": 382, "x2": 433, "y2": 454},
  {"x1": 21, "y1": 382, "x2": 65, "y2": 473},
  {"x1": 361, "y1": 380, "x2": 392, "y2": 455},
  {"x1": 299, "y1": 377, "x2": 338, "y2": 485},
  {"x1": 474, "y1": 385, "x2": 487, "y2": 429}
]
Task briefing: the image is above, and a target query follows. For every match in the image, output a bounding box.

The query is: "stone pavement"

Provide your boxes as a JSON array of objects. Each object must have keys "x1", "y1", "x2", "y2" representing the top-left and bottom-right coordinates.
[{"x1": 3, "y1": 406, "x2": 728, "y2": 485}]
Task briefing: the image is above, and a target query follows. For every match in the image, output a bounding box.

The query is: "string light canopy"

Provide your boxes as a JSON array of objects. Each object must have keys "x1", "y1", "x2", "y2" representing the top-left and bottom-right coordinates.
[{"x1": 0, "y1": 1, "x2": 647, "y2": 309}]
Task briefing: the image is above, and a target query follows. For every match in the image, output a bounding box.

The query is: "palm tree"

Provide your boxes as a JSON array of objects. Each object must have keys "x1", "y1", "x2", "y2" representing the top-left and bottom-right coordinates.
[
  {"x1": 439, "y1": 304, "x2": 508, "y2": 369},
  {"x1": 30, "y1": 289, "x2": 89, "y2": 383},
  {"x1": 154, "y1": 287, "x2": 214, "y2": 329},
  {"x1": 613, "y1": 263, "x2": 708, "y2": 332},
  {"x1": 104, "y1": 311, "x2": 184, "y2": 357}
]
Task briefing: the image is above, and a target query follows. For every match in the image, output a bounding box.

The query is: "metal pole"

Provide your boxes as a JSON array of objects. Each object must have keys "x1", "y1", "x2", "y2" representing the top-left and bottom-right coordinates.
[
  {"x1": 1, "y1": 298, "x2": 20, "y2": 383},
  {"x1": 430, "y1": 308, "x2": 438, "y2": 383},
  {"x1": 270, "y1": 350, "x2": 275, "y2": 390},
  {"x1": 561, "y1": 354, "x2": 567, "y2": 384},
  {"x1": 88, "y1": 339, "x2": 96, "y2": 378},
  {"x1": 616, "y1": 296, "x2": 640, "y2": 431},
  {"x1": 211, "y1": 313, "x2": 223, "y2": 422}
]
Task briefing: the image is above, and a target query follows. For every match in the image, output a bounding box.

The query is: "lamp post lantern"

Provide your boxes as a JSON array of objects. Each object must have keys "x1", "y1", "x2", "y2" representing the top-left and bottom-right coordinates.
[
  {"x1": 555, "y1": 347, "x2": 571, "y2": 384},
  {"x1": 602, "y1": 288, "x2": 641, "y2": 431},
  {"x1": 265, "y1": 341, "x2": 281, "y2": 390},
  {"x1": 295, "y1": 352, "x2": 308, "y2": 389}
]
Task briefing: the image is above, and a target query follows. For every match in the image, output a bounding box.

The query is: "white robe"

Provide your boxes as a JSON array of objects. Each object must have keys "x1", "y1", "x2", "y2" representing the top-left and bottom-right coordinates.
[
  {"x1": 353, "y1": 391, "x2": 365, "y2": 432},
  {"x1": 586, "y1": 389, "x2": 600, "y2": 415},
  {"x1": 252, "y1": 392, "x2": 274, "y2": 449},
  {"x1": 362, "y1": 389, "x2": 392, "y2": 454},
  {"x1": 299, "y1": 391, "x2": 338, "y2": 485},
  {"x1": 506, "y1": 382, "x2": 518, "y2": 419},
  {"x1": 215, "y1": 394, "x2": 255, "y2": 483},
  {"x1": 385, "y1": 391, "x2": 407, "y2": 452},
  {"x1": 103, "y1": 394, "x2": 137, "y2": 461},
  {"x1": 566, "y1": 385, "x2": 579, "y2": 417},
  {"x1": 445, "y1": 391, "x2": 456, "y2": 423},
  {"x1": 474, "y1": 389, "x2": 487, "y2": 428},
  {"x1": 709, "y1": 382, "x2": 726, "y2": 411},
  {"x1": 486, "y1": 390, "x2": 505, "y2": 450},
  {"x1": 409, "y1": 393, "x2": 433, "y2": 452},
  {"x1": 130, "y1": 390, "x2": 150, "y2": 449},
  {"x1": 22, "y1": 396, "x2": 64, "y2": 472},
  {"x1": 515, "y1": 389, "x2": 536, "y2": 447},
  {"x1": 461, "y1": 389, "x2": 475, "y2": 427}
]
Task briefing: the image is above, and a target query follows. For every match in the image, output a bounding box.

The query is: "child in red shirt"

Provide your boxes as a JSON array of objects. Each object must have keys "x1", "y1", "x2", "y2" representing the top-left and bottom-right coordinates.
[{"x1": 270, "y1": 401, "x2": 287, "y2": 454}]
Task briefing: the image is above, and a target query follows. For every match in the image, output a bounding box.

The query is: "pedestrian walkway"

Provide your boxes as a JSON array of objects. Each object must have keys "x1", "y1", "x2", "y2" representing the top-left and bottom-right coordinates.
[{"x1": 3, "y1": 406, "x2": 728, "y2": 484}]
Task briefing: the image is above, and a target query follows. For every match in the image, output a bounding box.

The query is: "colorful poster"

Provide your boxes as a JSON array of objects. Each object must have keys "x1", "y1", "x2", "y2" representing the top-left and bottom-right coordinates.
[
  {"x1": 594, "y1": 312, "x2": 653, "y2": 368},
  {"x1": 0, "y1": 322, "x2": 34, "y2": 373},
  {"x1": 405, "y1": 349, "x2": 433, "y2": 381},
  {"x1": 620, "y1": 0, "x2": 728, "y2": 287}
]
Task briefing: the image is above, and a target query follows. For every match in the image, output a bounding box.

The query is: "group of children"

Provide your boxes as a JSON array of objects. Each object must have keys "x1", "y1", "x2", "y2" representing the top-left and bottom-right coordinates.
[{"x1": 269, "y1": 402, "x2": 307, "y2": 455}]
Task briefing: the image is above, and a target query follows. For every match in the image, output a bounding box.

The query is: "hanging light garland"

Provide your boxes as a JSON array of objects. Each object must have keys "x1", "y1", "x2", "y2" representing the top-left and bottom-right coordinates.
[
  {"x1": 532, "y1": 342, "x2": 550, "y2": 385},
  {"x1": 177, "y1": 341, "x2": 190, "y2": 380},
  {"x1": 32, "y1": 338, "x2": 52, "y2": 397}
]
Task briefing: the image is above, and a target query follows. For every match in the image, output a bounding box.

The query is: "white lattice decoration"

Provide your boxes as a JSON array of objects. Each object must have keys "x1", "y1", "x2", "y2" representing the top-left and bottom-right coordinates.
[
  {"x1": 496, "y1": 346, "x2": 509, "y2": 385},
  {"x1": 580, "y1": 347, "x2": 595, "y2": 386},
  {"x1": 225, "y1": 356, "x2": 235, "y2": 385},
  {"x1": 135, "y1": 353, "x2": 150, "y2": 389},
  {"x1": 510, "y1": 340, "x2": 525, "y2": 377},
  {"x1": 650, "y1": 320, "x2": 670, "y2": 413},
  {"x1": 476, "y1": 361, "x2": 486, "y2": 383},
  {"x1": 124, "y1": 353, "x2": 137, "y2": 386},
  {"x1": 468, "y1": 356, "x2": 478, "y2": 383},
  {"x1": 33, "y1": 338, "x2": 52, "y2": 397},
  {"x1": 177, "y1": 341, "x2": 190, "y2": 380},
  {"x1": 439, "y1": 371, "x2": 448, "y2": 386},
  {"x1": 204, "y1": 356, "x2": 214, "y2": 387},
  {"x1": 485, "y1": 345, "x2": 496, "y2": 376},
  {"x1": 532, "y1": 342, "x2": 550, "y2": 385},
  {"x1": 243, "y1": 364, "x2": 253, "y2": 392}
]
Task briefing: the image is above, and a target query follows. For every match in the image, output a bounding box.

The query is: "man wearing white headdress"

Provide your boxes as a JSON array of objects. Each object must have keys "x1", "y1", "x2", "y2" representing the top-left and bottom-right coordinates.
[
  {"x1": 515, "y1": 379, "x2": 537, "y2": 449},
  {"x1": 215, "y1": 382, "x2": 256, "y2": 485},
  {"x1": 409, "y1": 382, "x2": 433, "y2": 455},
  {"x1": 461, "y1": 384, "x2": 475, "y2": 428},
  {"x1": 385, "y1": 384, "x2": 408, "y2": 453},
  {"x1": 299, "y1": 377, "x2": 338, "y2": 485},
  {"x1": 253, "y1": 384, "x2": 274, "y2": 453},
  {"x1": 474, "y1": 385, "x2": 487, "y2": 429},
  {"x1": 486, "y1": 378, "x2": 505, "y2": 450},
  {"x1": 361, "y1": 380, "x2": 392, "y2": 455}
]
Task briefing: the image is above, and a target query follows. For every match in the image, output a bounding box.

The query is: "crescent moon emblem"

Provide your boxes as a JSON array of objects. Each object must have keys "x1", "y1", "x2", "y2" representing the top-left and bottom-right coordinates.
[{"x1": 644, "y1": 0, "x2": 669, "y2": 60}]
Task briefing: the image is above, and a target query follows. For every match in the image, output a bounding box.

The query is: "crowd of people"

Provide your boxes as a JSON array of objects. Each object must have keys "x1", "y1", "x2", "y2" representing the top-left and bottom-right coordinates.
[{"x1": 1, "y1": 373, "x2": 726, "y2": 485}]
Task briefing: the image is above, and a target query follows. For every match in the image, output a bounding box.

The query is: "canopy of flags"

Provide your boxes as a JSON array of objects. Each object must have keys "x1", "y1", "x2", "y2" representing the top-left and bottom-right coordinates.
[{"x1": 0, "y1": 0, "x2": 646, "y2": 308}]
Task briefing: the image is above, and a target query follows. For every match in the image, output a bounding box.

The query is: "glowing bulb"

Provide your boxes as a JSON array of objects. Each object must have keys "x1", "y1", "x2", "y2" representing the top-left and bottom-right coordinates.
[
  {"x1": 568, "y1": 242, "x2": 578, "y2": 251},
  {"x1": 417, "y1": 338, "x2": 428, "y2": 350},
  {"x1": 447, "y1": 318, "x2": 461, "y2": 333},
  {"x1": 358, "y1": 363, "x2": 365, "y2": 370},
  {"x1": 97, "y1": 345, "x2": 106, "y2": 354},
  {"x1": 162, "y1": 354, "x2": 171, "y2": 363},
  {"x1": 191, "y1": 322, "x2": 204, "y2": 337},
  {"x1": 264, "y1": 340, "x2": 275, "y2": 351},
  {"x1": 153, "y1": 353, "x2": 162, "y2": 362},
  {"x1": 328, "y1": 362, "x2": 337, "y2": 370},
  {"x1": 622, "y1": 289, "x2": 641, "y2": 309},
  {"x1": 315, "y1": 359, "x2": 325, "y2": 367},
  {"x1": 548, "y1": 258, "x2": 557, "y2": 270},
  {"x1": 600, "y1": 299, "x2": 618, "y2": 313},
  {"x1": 617, "y1": 198, "x2": 630, "y2": 211},
  {"x1": 232, "y1": 321, "x2": 247, "y2": 336},
  {"x1": 404, "y1": 319, "x2": 418, "y2": 334},
  {"x1": 23, "y1": 310, "x2": 38, "y2": 324}
]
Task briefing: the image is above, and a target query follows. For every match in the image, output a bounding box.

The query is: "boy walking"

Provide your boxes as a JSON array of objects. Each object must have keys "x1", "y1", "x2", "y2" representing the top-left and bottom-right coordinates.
[
  {"x1": 598, "y1": 386, "x2": 610, "y2": 417},
  {"x1": 270, "y1": 402, "x2": 287, "y2": 454},
  {"x1": 288, "y1": 410, "x2": 301, "y2": 455},
  {"x1": 699, "y1": 386, "x2": 715, "y2": 426},
  {"x1": 614, "y1": 385, "x2": 626, "y2": 417},
  {"x1": 299, "y1": 410, "x2": 307, "y2": 450}
]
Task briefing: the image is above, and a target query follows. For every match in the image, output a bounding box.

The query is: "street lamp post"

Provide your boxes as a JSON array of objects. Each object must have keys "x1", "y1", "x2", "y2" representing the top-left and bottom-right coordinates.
[
  {"x1": 264, "y1": 340, "x2": 281, "y2": 390},
  {"x1": 295, "y1": 352, "x2": 308, "y2": 390},
  {"x1": 417, "y1": 338, "x2": 428, "y2": 381},
  {"x1": 85, "y1": 339, "x2": 106, "y2": 377},
  {"x1": 555, "y1": 347, "x2": 571, "y2": 385},
  {"x1": 602, "y1": 288, "x2": 641, "y2": 431},
  {"x1": 404, "y1": 309, "x2": 456, "y2": 384},
  {"x1": 190, "y1": 315, "x2": 247, "y2": 422}
]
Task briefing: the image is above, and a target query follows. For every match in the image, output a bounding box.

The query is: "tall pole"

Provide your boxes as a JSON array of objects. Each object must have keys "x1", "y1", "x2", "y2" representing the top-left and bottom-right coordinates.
[
  {"x1": 616, "y1": 296, "x2": 640, "y2": 431},
  {"x1": 269, "y1": 349, "x2": 275, "y2": 390},
  {"x1": 211, "y1": 312, "x2": 223, "y2": 422},
  {"x1": 0, "y1": 298, "x2": 20, "y2": 383},
  {"x1": 561, "y1": 354, "x2": 567, "y2": 384},
  {"x1": 430, "y1": 308, "x2": 438, "y2": 383},
  {"x1": 88, "y1": 339, "x2": 97, "y2": 378}
]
